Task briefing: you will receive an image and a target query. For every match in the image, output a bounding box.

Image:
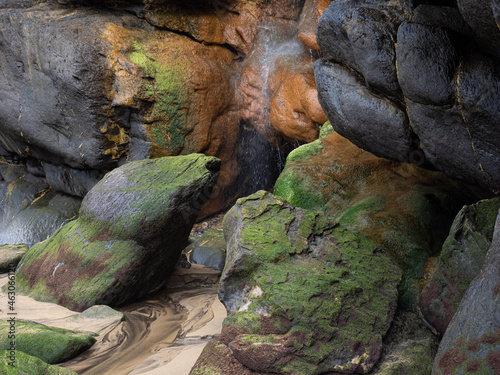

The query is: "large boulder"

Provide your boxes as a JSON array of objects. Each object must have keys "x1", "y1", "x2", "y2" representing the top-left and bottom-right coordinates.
[
  {"x1": 315, "y1": 0, "x2": 500, "y2": 195},
  {"x1": 432, "y1": 207, "x2": 500, "y2": 374},
  {"x1": 274, "y1": 132, "x2": 462, "y2": 308},
  {"x1": 191, "y1": 191, "x2": 401, "y2": 374},
  {"x1": 420, "y1": 197, "x2": 500, "y2": 336},
  {"x1": 13, "y1": 154, "x2": 220, "y2": 311}
]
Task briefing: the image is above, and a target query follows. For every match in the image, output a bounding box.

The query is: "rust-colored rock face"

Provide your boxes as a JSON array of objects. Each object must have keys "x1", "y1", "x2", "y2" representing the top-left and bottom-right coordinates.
[
  {"x1": 298, "y1": 0, "x2": 333, "y2": 50},
  {"x1": 270, "y1": 54, "x2": 327, "y2": 142},
  {"x1": 0, "y1": 0, "x2": 326, "y2": 219}
]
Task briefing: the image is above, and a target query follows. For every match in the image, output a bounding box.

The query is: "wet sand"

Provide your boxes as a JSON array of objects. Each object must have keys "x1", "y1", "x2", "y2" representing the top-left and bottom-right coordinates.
[{"x1": 0, "y1": 265, "x2": 226, "y2": 374}]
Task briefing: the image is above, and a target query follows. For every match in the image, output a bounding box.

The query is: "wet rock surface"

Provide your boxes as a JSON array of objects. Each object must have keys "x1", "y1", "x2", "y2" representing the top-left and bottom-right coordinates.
[
  {"x1": 13, "y1": 154, "x2": 220, "y2": 311},
  {"x1": 316, "y1": 0, "x2": 500, "y2": 194},
  {"x1": 191, "y1": 191, "x2": 401, "y2": 374}
]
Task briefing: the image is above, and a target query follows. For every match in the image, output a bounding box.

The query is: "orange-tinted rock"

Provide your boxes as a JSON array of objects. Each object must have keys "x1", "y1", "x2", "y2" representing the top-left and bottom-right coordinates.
[
  {"x1": 298, "y1": 0, "x2": 333, "y2": 50},
  {"x1": 270, "y1": 54, "x2": 327, "y2": 142},
  {"x1": 143, "y1": 0, "x2": 305, "y2": 55}
]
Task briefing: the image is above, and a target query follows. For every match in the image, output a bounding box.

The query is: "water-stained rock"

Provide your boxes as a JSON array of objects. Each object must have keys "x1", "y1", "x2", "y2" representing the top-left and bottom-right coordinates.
[
  {"x1": 0, "y1": 244, "x2": 28, "y2": 272},
  {"x1": 14, "y1": 154, "x2": 220, "y2": 311},
  {"x1": 420, "y1": 197, "x2": 500, "y2": 336},
  {"x1": 0, "y1": 319, "x2": 96, "y2": 364},
  {"x1": 432, "y1": 207, "x2": 500, "y2": 375},
  {"x1": 274, "y1": 132, "x2": 462, "y2": 308},
  {"x1": 191, "y1": 191, "x2": 401, "y2": 374}
]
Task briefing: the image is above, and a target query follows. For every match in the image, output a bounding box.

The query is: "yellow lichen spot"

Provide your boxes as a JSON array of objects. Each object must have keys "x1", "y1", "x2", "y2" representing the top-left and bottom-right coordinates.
[{"x1": 6, "y1": 181, "x2": 16, "y2": 196}]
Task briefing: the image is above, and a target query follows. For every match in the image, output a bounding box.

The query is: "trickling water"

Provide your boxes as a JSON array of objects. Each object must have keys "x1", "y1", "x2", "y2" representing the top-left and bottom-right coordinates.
[{"x1": 235, "y1": 22, "x2": 309, "y2": 194}]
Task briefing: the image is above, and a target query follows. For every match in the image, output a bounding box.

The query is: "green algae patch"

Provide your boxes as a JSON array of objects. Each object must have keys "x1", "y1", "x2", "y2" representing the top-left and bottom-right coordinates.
[
  {"x1": 215, "y1": 191, "x2": 401, "y2": 374},
  {"x1": 0, "y1": 350, "x2": 78, "y2": 375},
  {"x1": 0, "y1": 319, "x2": 96, "y2": 364},
  {"x1": 130, "y1": 39, "x2": 192, "y2": 155},
  {"x1": 273, "y1": 132, "x2": 463, "y2": 309},
  {"x1": 319, "y1": 121, "x2": 335, "y2": 138}
]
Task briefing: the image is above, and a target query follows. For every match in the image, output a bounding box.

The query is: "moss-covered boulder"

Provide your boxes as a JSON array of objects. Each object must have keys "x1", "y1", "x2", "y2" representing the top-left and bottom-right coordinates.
[
  {"x1": 273, "y1": 132, "x2": 463, "y2": 308},
  {"x1": 432, "y1": 207, "x2": 500, "y2": 375},
  {"x1": 0, "y1": 319, "x2": 96, "y2": 364},
  {"x1": 0, "y1": 350, "x2": 77, "y2": 375},
  {"x1": 0, "y1": 244, "x2": 28, "y2": 272},
  {"x1": 420, "y1": 197, "x2": 500, "y2": 336},
  {"x1": 191, "y1": 191, "x2": 401, "y2": 375},
  {"x1": 13, "y1": 154, "x2": 220, "y2": 311}
]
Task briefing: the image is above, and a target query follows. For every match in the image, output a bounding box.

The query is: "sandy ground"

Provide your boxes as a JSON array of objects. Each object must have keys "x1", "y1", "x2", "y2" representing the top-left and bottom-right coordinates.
[{"x1": 0, "y1": 265, "x2": 226, "y2": 374}]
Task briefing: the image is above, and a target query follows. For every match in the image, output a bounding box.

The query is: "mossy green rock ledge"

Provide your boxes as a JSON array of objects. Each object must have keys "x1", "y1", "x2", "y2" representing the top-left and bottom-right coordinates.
[
  {"x1": 13, "y1": 154, "x2": 220, "y2": 311},
  {"x1": 0, "y1": 319, "x2": 96, "y2": 364},
  {"x1": 191, "y1": 191, "x2": 401, "y2": 375},
  {"x1": 0, "y1": 350, "x2": 77, "y2": 375}
]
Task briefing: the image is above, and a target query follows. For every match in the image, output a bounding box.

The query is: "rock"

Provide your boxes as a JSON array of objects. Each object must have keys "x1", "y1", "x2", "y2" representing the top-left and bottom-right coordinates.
[
  {"x1": 191, "y1": 191, "x2": 401, "y2": 374},
  {"x1": 0, "y1": 190, "x2": 81, "y2": 247},
  {"x1": 315, "y1": 60, "x2": 411, "y2": 163},
  {"x1": 316, "y1": 1, "x2": 500, "y2": 194},
  {"x1": 298, "y1": 0, "x2": 332, "y2": 51},
  {"x1": 0, "y1": 319, "x2": 96, "y2": 364},
  {"x1": 432, "y1": 207, "x2": 500, "y2": 375},
  {"x1": 274, "y1": 133, "x2": 463, "y2": 308},
  {"x1": 370, "y1": 310, "x2": 439, "y2": 375},
  {"x1": 0, "y1": 244, "x2": 28, "y2": 272},
  {"x1": 319, "y1": 120, "x2": 334, "y2": 138},
  {"x1": 269, "y1": 54, "x2": 327, "y2": 142},
  {"x1": 191, "y1": 247, "x2": 226, "y2": 272},
  {"x1": 457, "y1": 0, "x2": 500, "y2": 49},
  {"x1": 420, "y1": 197, "x2": 500, "y2": 336},
  {"x1": 14, "y1": 154, "x2": 220, "y2": 311},
  {"x1": 0, "y1": 349, "x2": 78, "y2": 375},
  {"x1": 317, "y1": 0, "x2": 412, "y2": 98}
]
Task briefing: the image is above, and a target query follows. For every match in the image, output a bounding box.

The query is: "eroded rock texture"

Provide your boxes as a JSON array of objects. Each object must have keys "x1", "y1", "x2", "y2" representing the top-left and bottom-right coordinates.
[
  {"x1": 191, "y1": 191, "x2": 401, "y2": 374},
  {"x1": 0, "y1": 0, "x2": 328, "y2": 232},
  {"x1": 316, "y1": 0, "x2": 500, "y2": 195}
]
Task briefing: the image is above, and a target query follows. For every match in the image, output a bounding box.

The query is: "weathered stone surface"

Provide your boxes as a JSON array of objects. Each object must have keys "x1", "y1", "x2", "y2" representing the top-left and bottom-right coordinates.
[
  {"x1": 274, "y1": 133, "x2": 462, "y2": 308},
  {"x1": 0, "y1": 349, "x2": 78, "y2": 375},
  {"x1": 316, "y1": 0, "x2": 500, "y2": 194},
  {"x1": 14, "y1": 154, "x2": 220, "y2": 311},
  {"x1": 0, "y1": 190, "x2": 81, "y2": 247},
  {"x1": 0, "y1": 244, "x2": 28, "y2": 272},
  {"x1": 298, "y1": 0, "x2": 332, "y2": 51},
  {"x1": 317, "y1": 0, "x2": 412, "y2": 97},
  {"x1": 420, "y1": 198, "x2": 500, "y2": 336},
  {"x1": 315, "y1": 60, "x2": 411, "y2": 163},
  {"x1": 432, "y1": 207, "x2": 500, "y2": 375},
  {"x1": 191, "y1": 191, "x2": 401, "y2": 374},
  {"x1": 0, "y1": 319, "x2": 96, "y2": 364}
]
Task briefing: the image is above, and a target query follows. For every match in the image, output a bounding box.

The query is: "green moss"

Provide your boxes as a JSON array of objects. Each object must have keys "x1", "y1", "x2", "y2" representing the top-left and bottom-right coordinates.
[
  {"x1": 189, "y1": 366, "x2": 222, "y2": 375},
  {"x1": 274, "y1": 172, "x2": 324, "y2": 210},
  {"x1": 337, "y1": 196, "x2": 383, "y2": 229},
  {"x1": 319, "y1": 121, "x2": 334, "y2": 138},
  {"x1": 0, "y1": 320, "x2": 96, "y2": 364},
  {"x1": 285, "y1": 139, "x2": 324, "y2": 163},
  {"x1": 130, "y1": 41, "x2": 191, "y2": 154},
  {"x1": 221, "y1": 192, "x2": 402, "y2": 374},
  {"x1": 0, "y1": 350, "x2": 78, "y2": 375}
]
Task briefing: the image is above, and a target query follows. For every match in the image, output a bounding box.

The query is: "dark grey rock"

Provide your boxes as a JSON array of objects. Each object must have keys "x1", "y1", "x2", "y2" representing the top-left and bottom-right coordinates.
[
  {"x1": 315, "y1": 59, "x2": 411, "y2": 162},
  {"x1": 396, "y1": 22, "x2": 459, "y2": 106},
  {"x1": 317, "y1": 0, "x2": 413, "y2": 97},
  {"x1": 43, "y1": 162, "x2": 103, "y2": 198},
  {"x1": 457, "y1": 0, "x2": 500, "y2": 48},
  {"x1": 432, "y1": 207, "x2": 500, "y2": 374},
  {"x1": 191, "y1": 246, "x2": 225, "y2": 271}
]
